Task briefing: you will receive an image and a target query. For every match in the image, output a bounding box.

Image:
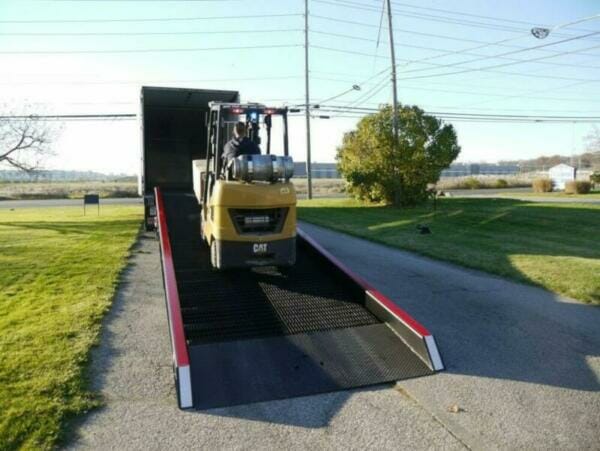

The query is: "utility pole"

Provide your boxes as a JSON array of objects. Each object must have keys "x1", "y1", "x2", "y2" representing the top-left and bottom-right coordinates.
[
  {"x1": 304, "y1": 0, "x2": 313, "y2": 199},
  {"x1": 386, "y1": 0, "x2": 399, "y2": 144}
]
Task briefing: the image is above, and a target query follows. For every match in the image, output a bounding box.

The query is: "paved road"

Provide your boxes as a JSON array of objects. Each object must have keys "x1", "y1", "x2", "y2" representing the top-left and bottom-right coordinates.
[
  {"x1": 446, "y1": 187, "x2": 531, "y2": 197},
  {"x1": 0, "y1": 197, "x2": 142, "y2": 209},
  {"x1": 447, "y1": 189, "x2": 600, "y2": 204},
  {"x1": 68, "y1": 233, "x2": 463, "y2": 450},
  {"x1": 69, "y1": 225, "x2": 600, "y2": 450}
]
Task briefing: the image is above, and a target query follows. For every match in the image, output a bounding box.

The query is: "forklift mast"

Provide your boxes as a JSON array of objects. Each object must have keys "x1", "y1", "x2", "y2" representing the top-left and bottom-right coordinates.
[{"x1": 203, "y1": 103, "x2": 290, "y2": 203}]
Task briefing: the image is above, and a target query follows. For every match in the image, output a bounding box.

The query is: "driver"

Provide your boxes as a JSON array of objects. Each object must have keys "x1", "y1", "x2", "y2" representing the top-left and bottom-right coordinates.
[{"x1": 223, "y1": 121, "x2": 261, "y2": 162}]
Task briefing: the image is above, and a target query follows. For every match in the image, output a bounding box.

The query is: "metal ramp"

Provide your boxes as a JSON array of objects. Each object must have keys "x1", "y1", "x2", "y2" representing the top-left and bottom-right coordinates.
[{"x1": 156, "y1": 189, "x2": 443, "y2": 409}]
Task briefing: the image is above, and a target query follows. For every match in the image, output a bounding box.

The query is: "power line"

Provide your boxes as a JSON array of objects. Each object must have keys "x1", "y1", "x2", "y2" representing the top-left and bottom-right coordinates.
[
  {"x1": 0, "y1": 43, "x2": 301, "y2": 55},
  {"x1": 7, "y1": 110, "x2": 600, "y2": 124},
  {"x1": 312, "y1": 108, "x2": 600, "y2": 123},
  {"x1": 0, "y1": 29, "x2": 303, "y2": 37},
  {"x1": 397, "y1": 41, "x2": 600, "y2": 82},
  {"x1": 393, "y1": 30, "x2": 600, "y2": 78},
  {"x1": 311, "y1": 70, "x2": 600, "y2": 95},
  {"x1": 310, "y1": 17, "x2": 600, "y2": 58},
  {"x1": 322, "y1": 0, "x2": 600, "y2": 41},
  {"x1": 50, "y1": 0, "x2": 239, "y2": 1},
  {"x1": 310, "y1": 44, "x2": 600, "y2": 84},
  {"x1": 312, "y1": 13, "x2": 600, "y2": 78},
  {"x1": 292, "y1": 105, "x2": 600, "y2": 122},
  {"x1": 373, "y1": 0, "x2": 386, "y2": 71},
  {"x1": 375, "y1": 0, "x2": 600, "y2": 35},
  {"x1": 0, "y1": 75, "x2": 301, "y2": 85},
  {"x1": 310, "y1": 29, "x2": 600, "y2": 71},
  {"x1": 324, "y1": 100, "x2": 600, "y2": 114},
  {"x1": 0, "y1": 114, "x2": 137, "y2": 121},
  {"x1": 0, "y1": 13, "x2": 302, "y2": 24}
]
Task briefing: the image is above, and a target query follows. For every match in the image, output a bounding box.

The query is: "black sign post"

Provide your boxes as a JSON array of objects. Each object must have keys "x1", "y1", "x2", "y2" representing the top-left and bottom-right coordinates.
[{"x1": 84, "y1": 194, "x2": 100, "y2": 216}]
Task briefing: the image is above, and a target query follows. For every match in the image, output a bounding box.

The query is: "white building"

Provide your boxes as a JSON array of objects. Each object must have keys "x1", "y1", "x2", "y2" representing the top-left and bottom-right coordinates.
[{"x1": 548, "y1": 163, "x2": 576, "y2": 190}]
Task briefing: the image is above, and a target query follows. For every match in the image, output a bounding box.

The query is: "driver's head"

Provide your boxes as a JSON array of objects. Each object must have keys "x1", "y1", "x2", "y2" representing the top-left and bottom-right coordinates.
[{"x1": 233, "y1": 121, "x2": 247, "y2": 139}]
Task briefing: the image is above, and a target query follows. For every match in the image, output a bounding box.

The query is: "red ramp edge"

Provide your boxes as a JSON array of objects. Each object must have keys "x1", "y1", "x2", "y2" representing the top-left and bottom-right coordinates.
[
  {"x1": 297, "y1": 226, "x2": 444, "y2": 372},
  {"x1": 155, "y1": 187, "x2": 193, "y2": 408}
]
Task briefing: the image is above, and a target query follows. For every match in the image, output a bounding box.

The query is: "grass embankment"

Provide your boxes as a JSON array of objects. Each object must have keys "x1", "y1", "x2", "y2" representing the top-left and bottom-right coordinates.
[
  {"x1": 0, "y1": 205, "x2": 142, "y2": 449},
  {"x1": 298, "y1": 198, "x2": 600, "y2": 304}
]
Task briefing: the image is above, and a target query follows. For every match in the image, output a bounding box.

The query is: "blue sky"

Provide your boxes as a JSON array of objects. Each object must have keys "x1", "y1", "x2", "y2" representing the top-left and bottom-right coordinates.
[{"x1": 0, "y1": 0, "x2": 599, "y2": 173}]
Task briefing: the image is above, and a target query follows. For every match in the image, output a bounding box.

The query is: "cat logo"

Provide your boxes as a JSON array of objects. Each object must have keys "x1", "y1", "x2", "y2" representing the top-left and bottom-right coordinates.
[{"x1": 253, "y1": 243, "x2": 268, "y2": 254}]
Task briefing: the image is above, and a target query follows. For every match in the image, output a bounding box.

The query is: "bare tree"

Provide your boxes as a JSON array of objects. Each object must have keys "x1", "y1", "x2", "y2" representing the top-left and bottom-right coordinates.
[{"x1": 0, "y1": 112, "x2": 55, "y2": 172}]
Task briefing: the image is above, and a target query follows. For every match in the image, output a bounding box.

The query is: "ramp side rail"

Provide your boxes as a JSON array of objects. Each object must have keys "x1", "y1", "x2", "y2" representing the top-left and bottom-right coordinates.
[
  {"x1": 297, "y1": 227, "x2": 444, "y2": 371},
  {"x1": 155, "y1": 187, "x2": 193, "y2": 408}
]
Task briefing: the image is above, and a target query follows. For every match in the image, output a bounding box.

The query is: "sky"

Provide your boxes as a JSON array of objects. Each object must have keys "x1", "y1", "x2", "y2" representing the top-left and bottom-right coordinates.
[{"x1": 0, "y1": 0, "x2": 599, "y2": 174}]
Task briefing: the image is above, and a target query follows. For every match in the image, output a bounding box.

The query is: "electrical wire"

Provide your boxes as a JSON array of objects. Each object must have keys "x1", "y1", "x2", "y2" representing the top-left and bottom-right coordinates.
[
  {"x1": 374, "y1": 0, "x2": 600, "y2": 35},
  {"x1": 0, "y1": 44, "x2": 301, "y2": 55},
  {"x1": 310, "y1": 43, "x2": 600, "y2": 84},
  {"x1": 309, "y1": 19, "x2": 600, "y2": 58},
  {"x1": 310, "y1": 30, "x2": 600, "y2": 71},
  {"x1": 0, "y1": 29, "x2": 303, "y2": 37},
  {"x1": 321, "y1": 0, "x2": 600, "y2": 41},
  {"x1": 393, "y1": 30, "x2": 600, "y2": 78},
  {"x1": 0, "y1": 75, "x2": 301, "y2": 86},
  {"x1": 0, "y1": 13, "x2": 302, "y2": 24},
  {"x1": 0, "y1": 114, "x2": 137, "y2": 121},
  {"x1": 397, "y1": 41, "x2": 600, "y2": 82}
]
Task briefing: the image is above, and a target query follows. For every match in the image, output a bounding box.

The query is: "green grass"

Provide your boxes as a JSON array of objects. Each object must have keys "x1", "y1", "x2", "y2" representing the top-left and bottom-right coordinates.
[
  {"x1": 0, "y1": 205, "x2": 142, "y2": 450},
  {"x1": 298, "y1": 198, "x2": 600, "y2": 304}
]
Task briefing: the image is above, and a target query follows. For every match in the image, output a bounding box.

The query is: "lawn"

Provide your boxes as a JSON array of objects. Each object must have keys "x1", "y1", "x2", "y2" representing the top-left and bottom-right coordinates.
[
  {"x1": 0, "y1": 205, "x2": 142, "y2": 450},
  {"x1": 297, "y1": 198, "x2": 600, "y2": 304}
]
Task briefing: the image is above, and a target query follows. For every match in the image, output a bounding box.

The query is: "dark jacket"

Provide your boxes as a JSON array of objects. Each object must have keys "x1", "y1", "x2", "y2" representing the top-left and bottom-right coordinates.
[{"x1": 223, "y1": 137, "x2": 261, "y2": 162}]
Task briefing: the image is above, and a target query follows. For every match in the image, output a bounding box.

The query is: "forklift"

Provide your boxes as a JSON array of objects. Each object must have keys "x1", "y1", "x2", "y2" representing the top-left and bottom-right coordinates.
[{"x1": 199, "y1": 102, "x2": 296, "y2": 269}]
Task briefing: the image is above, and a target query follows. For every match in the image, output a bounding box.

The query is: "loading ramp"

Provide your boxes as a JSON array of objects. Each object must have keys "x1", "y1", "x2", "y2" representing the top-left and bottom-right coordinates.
[{"x1": 156, "y1": 188, "x2": 443, "y2": 409}]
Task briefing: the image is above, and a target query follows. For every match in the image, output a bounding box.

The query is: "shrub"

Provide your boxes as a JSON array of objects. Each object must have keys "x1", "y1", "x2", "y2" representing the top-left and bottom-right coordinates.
[
  {"x1": 337, "y1": 104, "x2": 460, "y2": 206},
  {"x1": 532, "y1": 178, "x2": 553, "y2": 193},
  {"x1": 565, "y1": 180, "x2": 592, "y2": 194},
  {"x1": 495, "y1": 179, "x2": 509, "y2": 188},
  {"x1": 462, "y1": 177, "x2": 480, "y2": 189},
  {"x1": 591, "y1": 171, "x2": 600, "y2": 187}
]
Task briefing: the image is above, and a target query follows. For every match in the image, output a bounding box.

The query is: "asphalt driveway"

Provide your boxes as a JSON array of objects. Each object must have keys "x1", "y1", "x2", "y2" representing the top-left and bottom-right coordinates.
[{"x1": 68, "y1": 224, "x2": 600, "y2": 449}]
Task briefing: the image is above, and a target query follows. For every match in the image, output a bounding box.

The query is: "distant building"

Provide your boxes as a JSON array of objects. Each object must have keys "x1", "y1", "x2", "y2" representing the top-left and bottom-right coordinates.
[
  {"x1": 548, "y1": 163, "x2": 576, "y2": 190},
  {"x1": 291, "y1": 162, "x2": 521, "y2": 180},
  {"x1": 294, "y1": 162, "x2": 339, "y2": 179},
  {"x1": 440, "y1": 163, "x2": 520, "y2": 177}
]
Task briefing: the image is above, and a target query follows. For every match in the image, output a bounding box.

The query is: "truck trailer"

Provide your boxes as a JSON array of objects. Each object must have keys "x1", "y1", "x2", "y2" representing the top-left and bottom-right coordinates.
[{"x1": 139, "y1": 86, "x2": 239, "y2": 230}]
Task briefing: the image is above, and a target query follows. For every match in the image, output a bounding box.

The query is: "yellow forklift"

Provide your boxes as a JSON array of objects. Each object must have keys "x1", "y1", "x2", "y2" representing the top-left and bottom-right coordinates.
[{"x1": 199, "y1": 102, "x2": 296, "y2": 269}]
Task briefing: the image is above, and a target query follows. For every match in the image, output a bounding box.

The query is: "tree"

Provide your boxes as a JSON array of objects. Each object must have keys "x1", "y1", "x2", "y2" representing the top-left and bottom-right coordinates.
[
  {"x1": 0, "y1": 112, "x2": 55, "y2": 172},
  {"x1": 585, "y1": 126, "x2": 600, "y2": 153},
  {"x1": 337, "y1": 104, "x2": 460, "y2": 206}
]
